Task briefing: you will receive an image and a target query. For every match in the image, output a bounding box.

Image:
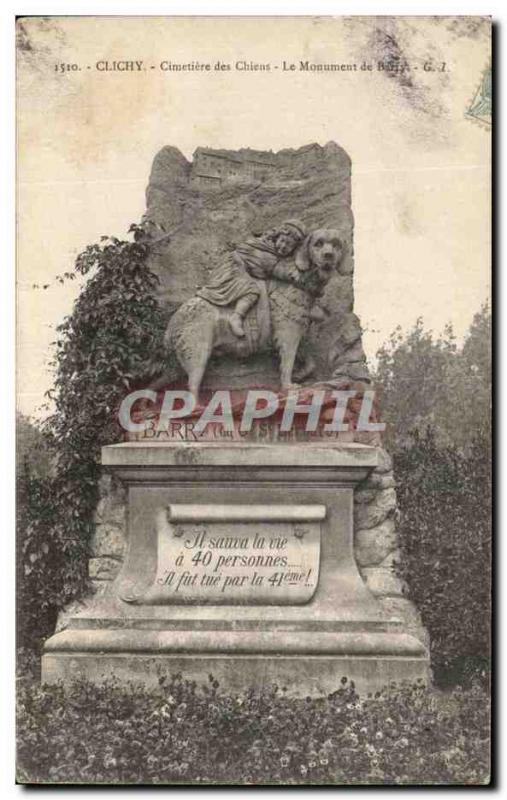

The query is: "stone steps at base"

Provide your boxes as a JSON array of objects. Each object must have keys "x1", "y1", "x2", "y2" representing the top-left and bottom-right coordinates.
[{"x1": 41, "y1": 648, "x2": 430, "y2": 697}]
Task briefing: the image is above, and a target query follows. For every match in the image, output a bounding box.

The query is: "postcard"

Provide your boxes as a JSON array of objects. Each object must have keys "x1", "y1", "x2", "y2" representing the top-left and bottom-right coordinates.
[{"x1": 16, "y1": 15, "x2": 491, "y2": 785}]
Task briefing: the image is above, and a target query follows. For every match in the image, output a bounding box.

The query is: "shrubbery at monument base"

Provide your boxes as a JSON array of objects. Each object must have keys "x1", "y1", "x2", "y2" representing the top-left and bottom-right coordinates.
[
  {"x1": 17, "y1": 673, "x2": 489, "y2": 785},
  {"x1": 374, "y1": 304, "x2": 491, "y2": 686},
  {"x1": 395, "y1": 432, "x2": 491, "y2": 686}
]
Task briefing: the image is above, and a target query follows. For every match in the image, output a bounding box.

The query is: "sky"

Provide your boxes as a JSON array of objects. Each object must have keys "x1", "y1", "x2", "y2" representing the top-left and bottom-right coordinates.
[{"x1": 16, "y1": 15, "x2": 491, "y2": 419}]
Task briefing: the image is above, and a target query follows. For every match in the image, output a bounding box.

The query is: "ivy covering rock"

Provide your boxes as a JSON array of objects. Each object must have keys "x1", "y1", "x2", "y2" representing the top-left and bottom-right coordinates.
[{"x1": 17, "y1": 226, "x2": 169, "y2": 648}]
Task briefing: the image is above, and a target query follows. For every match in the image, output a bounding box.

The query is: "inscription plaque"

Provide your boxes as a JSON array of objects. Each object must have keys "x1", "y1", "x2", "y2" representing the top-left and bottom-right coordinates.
[{"x1": 123, "y1": 504, "x2": 324, "y2": 605}]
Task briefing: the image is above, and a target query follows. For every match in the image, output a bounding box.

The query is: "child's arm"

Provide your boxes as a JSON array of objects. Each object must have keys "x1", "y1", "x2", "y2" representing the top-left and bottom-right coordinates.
[
  {"x1": 235, "y1": 244, "x2": 276, "y2": 279},
  {"x1": 273, "y1": 262, "x2": 326, "y2": 301},
  {"x1": 271, "y1": 260, "x2": 306, "y2": 287}
]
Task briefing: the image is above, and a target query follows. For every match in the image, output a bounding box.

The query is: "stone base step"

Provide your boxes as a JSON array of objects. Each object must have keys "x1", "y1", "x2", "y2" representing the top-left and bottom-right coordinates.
[{"x1": 42, "y1": 627, "x2": 429, "y2": 695}]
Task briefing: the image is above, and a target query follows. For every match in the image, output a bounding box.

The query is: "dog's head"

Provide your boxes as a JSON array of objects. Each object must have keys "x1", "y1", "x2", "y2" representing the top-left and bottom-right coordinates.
[{"x1": 295, "y1": 228, "x2": 344, "y2": 282}]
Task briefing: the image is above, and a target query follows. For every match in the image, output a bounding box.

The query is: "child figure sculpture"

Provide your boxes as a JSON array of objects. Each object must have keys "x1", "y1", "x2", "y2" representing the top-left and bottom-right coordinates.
[{"x1": 197, "y1": 219, "x2": 308, "y2": 338}]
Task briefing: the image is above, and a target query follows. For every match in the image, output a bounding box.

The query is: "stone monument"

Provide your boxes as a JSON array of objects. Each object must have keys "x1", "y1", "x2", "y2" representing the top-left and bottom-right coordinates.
[{"x1": 42, "y1": 143, "x2": 429, "y2": 695}]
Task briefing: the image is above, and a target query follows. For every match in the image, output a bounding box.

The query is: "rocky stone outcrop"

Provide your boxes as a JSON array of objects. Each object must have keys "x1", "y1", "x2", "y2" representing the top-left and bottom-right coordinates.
[
  {"x1": 351, "y1": 448, "x2": 427, "y2": 644},
  {"x1": 354, "y1": 487, "x2": 397, "y2": 530},
  {"x1": 88, "y1": 473, "x2": 126, "y2": 586},
  {"x1": 354, "y1": 518, "x2": 398, "y2": 567},
  {"x1": 143, "y1": 142, "x2": 368, "y2": 387}
]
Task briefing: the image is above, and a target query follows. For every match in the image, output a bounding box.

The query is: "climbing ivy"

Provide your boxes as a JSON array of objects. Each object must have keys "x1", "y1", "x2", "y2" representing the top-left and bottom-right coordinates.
[{"x1": 18, "y1": 225, "x2": 169, "y2": 647}]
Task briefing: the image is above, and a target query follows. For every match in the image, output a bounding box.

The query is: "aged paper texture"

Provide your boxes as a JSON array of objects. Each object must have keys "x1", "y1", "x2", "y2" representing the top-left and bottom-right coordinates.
[{"x1": 16, "y1": 16, "x2": 491, "y2": 786}]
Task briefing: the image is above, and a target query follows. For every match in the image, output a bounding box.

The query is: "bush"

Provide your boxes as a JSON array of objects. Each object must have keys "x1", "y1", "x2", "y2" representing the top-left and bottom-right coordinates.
[
  {"x1": 16, "y1": 470, "x2": 61, "y2": 651},
  {"x1": 374, "y1": 309, "x2": 491, "y2": 685},
  {"x1": 16, "y1": 413, "x2": 53, "y2": 480},
  {"x1": 394, "y1": 430, "x2": 491, "y2": 686},
  {"x1": 375, "y1": 306, "x2": 491, "y2": 452},
  {"x1": 16, "y1": 675, "x2": 490, "y2": 785}
]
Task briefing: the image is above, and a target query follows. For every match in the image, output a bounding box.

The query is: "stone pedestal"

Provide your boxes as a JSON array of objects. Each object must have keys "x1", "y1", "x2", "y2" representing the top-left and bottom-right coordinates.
[{"x1": 42, "y1": 442, "x2": 429, "y2": 695}]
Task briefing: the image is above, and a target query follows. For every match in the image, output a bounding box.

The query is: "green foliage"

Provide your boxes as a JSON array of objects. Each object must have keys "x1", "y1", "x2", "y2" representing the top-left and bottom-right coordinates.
[
  {"x1": 16, "y1": 412, "x2": 53, "y2": 479},
  {"x1": 46, "y1": 226, "x2": 168, "y2": 458},
  {"x1": 16, "y1": 674, "x2": 490, "y2": 785},
  {"x1": 17, "y1": 225, "x2": 169, "y2": 649},
  {"x1": 374, "y1": 307, "x2": 491, "y2": 685},
  {"x1": 374, "y1": 306, "x2": 491, "y2": 451},
  {"x1": 394, "y1": 430, "x2": 491, "y2": 686},
  {"x1": 17, "y1": 469, "x2": 60, "y2": 649}
]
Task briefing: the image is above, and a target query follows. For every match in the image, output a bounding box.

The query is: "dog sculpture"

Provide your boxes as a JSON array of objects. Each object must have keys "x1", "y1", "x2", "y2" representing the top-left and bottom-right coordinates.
[{"x1": 161, "y1": 228, "x2": 344, "y2": 400}]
